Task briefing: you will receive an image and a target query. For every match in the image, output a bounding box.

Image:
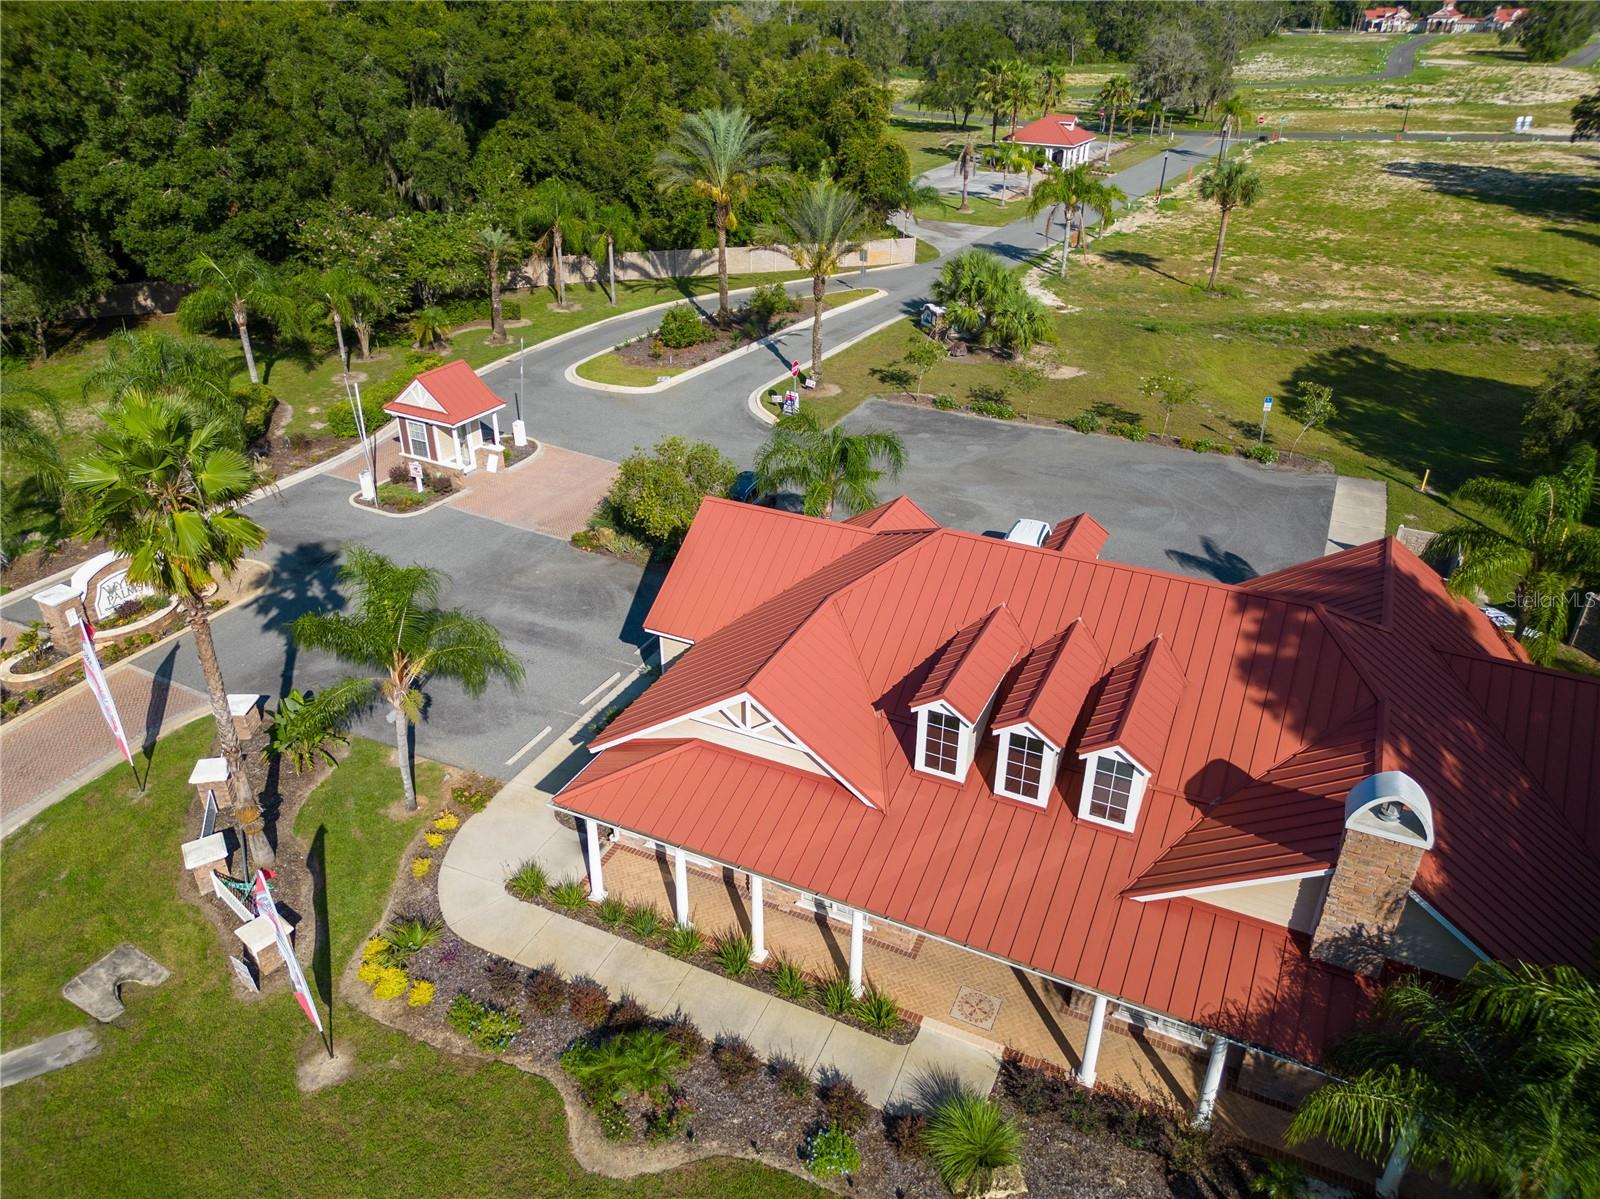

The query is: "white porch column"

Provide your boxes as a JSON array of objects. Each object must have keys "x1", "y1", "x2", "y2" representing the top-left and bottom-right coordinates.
[
  {"x1": 848, "y1": 907, "x2": 866, "y2": 997},
  {"x1": 1376, "y1": 1121, "x2": 1417, "y2": 1199},
  {"x1": 1194, "y1": 1035, "x2": 1230, "y2": 1128},
  {"x1": 749, "y1": 874, "x2": 768, "y2": 963},
  {"x1": 1079, "y1": 994, "x2": 1109, "y2": 1088},
  {"x1": 584, "y1": 819, "x2": 606, "y2": 902},
  {"x1": 673, "y1": 847, "x2": 691, "y2": 928}
]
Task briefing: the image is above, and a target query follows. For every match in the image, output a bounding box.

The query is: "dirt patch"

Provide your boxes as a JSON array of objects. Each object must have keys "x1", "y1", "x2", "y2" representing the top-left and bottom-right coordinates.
[{"x1": 296, "y1": 1040, "x2": 354, "y2": 1092}]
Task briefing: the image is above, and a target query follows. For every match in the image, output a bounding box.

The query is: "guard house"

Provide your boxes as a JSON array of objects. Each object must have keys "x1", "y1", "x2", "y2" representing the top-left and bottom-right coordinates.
[{"x1": 382, "y1": 359, "x2": 507, "y2": 474}]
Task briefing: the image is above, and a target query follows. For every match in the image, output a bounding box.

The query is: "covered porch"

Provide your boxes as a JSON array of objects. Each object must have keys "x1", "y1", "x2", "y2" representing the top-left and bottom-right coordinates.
[{"x1": 392, "y1": 409, "x2": 503, "y2": 474}]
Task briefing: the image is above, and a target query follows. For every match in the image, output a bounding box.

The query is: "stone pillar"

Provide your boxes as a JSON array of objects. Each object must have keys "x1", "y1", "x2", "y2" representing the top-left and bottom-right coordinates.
[
  {"x1": 585, "y1": 820, "x2": 606, "y2": 902},
  {"x1": 848, "y1": 907, "x2": 866, "y2": 998},
  {"x1": 1194, "y1": 1036, "x2": 1230, "y2": 1128},
  {"x1": 1079, "y1": 994, "x2": 1109, "y2": 1088},
  {"x1": 181, "y1": 833, "x2": 230, "y2": 895},
  {"x1": 673, "y1": 847, "x2": 691, "y2": 928},
  {"x1": 189, "y1": 757, "x2": 232, "y2": 811},
  {"x1": 227, "y1": 694, "x2": 264, "y2": 740},
  {"x1": 749, "y1": 874, "x2": 768, "y2": 964},
  {"x1": 33, "y1": 584, "x2": 85, "y2": 653}
]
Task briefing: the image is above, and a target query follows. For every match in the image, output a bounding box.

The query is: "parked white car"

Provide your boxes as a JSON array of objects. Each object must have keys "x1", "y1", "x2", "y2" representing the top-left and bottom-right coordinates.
[{"x1": 1005, "y1": 519, "x2": 1053, "y2": 547}]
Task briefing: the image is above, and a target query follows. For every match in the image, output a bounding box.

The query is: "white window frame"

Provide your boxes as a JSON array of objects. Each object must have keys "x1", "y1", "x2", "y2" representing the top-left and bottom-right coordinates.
[
  {"x1": 912, "y1": 701, "x2": 971, "y2": 781},
  {"x1": 794, "y1": 891, "x2": 871, "y2": 931},
  {"x1": 1076, "y1": 748, "x2": 1150, "y2": 832},
  {"x1": 992, "y1": 725, "x2": 1060, "y2": 808},
  {"x1": 404, "y1": 418, "x2": 431, "y2": 460}
]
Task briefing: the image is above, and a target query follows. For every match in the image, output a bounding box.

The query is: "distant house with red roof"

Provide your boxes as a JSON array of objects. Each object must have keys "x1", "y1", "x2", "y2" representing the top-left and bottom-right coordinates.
[
  {"x1": 382, "y1": 359, "x2": 507, "y2": 473},
  {"x1": 551, "y1": 495, "x2": 1600, "y2": 1127},
  {"x1": 1007, "y1": 112, "x2": 1098, "y2": 168},
  {"x1": 1361, "y1": 6, "x2": 1414, "y2": 30},
  {"x1": 1424, "y1": 3, "x2": 1474, "y2": 30},
  {"x1": 1481, "y1": 5, "x2": 1527, "y2": 29}
]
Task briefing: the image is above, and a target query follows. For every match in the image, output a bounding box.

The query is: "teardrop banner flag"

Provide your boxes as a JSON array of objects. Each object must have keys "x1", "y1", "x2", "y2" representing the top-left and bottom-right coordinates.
[
  {"x1": 251, "y1": 871, "x2": 324, "y2": 1036},
  {"x1": 79, "y1": 619, "x2": 133, "y2": 771}
]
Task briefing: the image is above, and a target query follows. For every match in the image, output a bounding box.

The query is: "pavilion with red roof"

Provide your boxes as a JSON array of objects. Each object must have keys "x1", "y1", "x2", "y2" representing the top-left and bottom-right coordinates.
[
  {"x1": 549, "y1": 494, "x2": 1600, "y2": 1142},
  {"x1": 1007, "y1": 112, "x2": 1098, "y2": 168},
  {"x1": 382, "y1": 358, "x2": 507, "y2": 473}
]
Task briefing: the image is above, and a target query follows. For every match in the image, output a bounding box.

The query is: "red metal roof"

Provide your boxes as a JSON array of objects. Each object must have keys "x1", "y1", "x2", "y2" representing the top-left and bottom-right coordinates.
[
  {"x1": 382, "y1": 359, "x2": 506, "y2": 426},
  {"x1": 991, "y1": 619, "x2": 1107, "y2": 748},
  {"x1": 556, "y1": 501, "x2": 1600, "y2": 1065},
  {"x1": 1009, "y1": 113, "x2": 1097, "y2": 149},
  {"x1": 1044, "y1": 514, "x2": 1109, "y2": 559},
  {"x1": 910, "y1": 606, "x2": 1027, "y2": 725},
  {"x1": 1078, "y1": 637, "x2": 1188, "y2": 776},
  {"x1": 842, "y1": 495, "x2": 939, "y2": 531}
]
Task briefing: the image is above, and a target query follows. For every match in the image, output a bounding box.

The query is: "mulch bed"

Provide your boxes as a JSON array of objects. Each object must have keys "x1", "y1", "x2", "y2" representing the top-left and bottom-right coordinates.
[{"x1": 0, "y1": 538, "x2": 111, "y2": 592}]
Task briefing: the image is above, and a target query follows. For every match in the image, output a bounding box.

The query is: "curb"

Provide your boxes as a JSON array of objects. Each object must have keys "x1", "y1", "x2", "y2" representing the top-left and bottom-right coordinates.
[
  {"x1": 745, "y1": 313, "x2": 914, "y2": 427},
  {"x1": 564, "y1": 289, "x2": 886, "y2": 396}
]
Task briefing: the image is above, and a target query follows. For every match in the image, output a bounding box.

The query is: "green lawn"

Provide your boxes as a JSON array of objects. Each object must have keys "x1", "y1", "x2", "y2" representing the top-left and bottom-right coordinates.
[
  {"x1": 0, "y1": 720, "x2": 818, "y2": 1198},
  {"x1": 912, "y1": 193, "x2": 1034, "y2": 227},
  {"x1": 889, "y1": 115, "x2": 967, "y2": 177},
  {"x1": 807, "y1": 141, "x2": 1599, "y2": 536},
  {"x1": 1236, "y1": 33, "x2": 1405, "y2": 82}
]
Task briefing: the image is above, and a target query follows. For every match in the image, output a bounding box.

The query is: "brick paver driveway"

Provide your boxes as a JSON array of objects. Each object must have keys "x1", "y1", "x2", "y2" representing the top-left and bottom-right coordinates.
[{"x1": 451, "y1": 444, "x2": 618, "y2": 540}]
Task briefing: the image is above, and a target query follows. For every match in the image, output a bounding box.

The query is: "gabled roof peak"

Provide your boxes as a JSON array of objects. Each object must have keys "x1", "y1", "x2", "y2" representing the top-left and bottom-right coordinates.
[
  {"x1": 910, "y1": 605, "x2": 1028, "y2": 726},
  {"x1": 1078, "y1": 636, "x2": 1187, "y2": 774},
  {"x1": 991, "y1": 619, "x2": 1107, "y2": 748}
]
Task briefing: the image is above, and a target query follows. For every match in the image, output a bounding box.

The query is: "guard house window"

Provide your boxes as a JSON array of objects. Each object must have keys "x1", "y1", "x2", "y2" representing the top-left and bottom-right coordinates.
[
  {"x1": 924, "y1": 710, "x2": 961, "y2": 774},
  {"x1": 1003, "y1": 733, "x2": 1046, "y2": 801},
  {"x1": 1088, "y1": 755, "x2": 1137, "y2": 825},
  {"x1": 406, "y1": 420, "x2": 429, "y2": 459}
]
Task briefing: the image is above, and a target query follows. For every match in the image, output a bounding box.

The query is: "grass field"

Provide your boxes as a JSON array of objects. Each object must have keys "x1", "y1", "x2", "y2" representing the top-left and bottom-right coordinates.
[
  {"x1": 913, "y1": 192, "x2": 1037, "y2": 226},
  {"x1": 1237, "y1": 33, "x2": 1405, "y2": 82},
  {"x1": 809, "y1": 141, "x2": 1600, "y2": 535},
  {"x1": 0, "y1": 720, "x2": 818, "y2": 1198}
]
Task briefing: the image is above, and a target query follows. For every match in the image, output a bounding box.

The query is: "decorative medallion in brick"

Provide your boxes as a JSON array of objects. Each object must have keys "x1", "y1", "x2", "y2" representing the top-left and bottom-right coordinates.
[{"x1": 950, "y1": 985, "x2": 1002, "y2": 1031}]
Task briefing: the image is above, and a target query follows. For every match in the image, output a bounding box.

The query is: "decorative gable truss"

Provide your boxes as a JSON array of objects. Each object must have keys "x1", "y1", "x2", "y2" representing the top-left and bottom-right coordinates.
[{"x1": 692, "y1": 696, "x2": 801, "y2": 749}]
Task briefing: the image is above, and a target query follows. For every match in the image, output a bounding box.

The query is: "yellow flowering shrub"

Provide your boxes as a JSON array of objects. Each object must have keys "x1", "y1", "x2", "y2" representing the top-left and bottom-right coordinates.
[
  {"x1": 412, "y1": 856, "x2": 432, "y2": 878},
  {"x1": 433, "y1": 812, "x2": 460, "y2": 832},
  {"x1": 407, "y1": 980, "x2": 436, "y2": 1007},
  {"x1": 425, "y1": 832, "x2": 445, "y2": 849},
  {"x1": 362, "y1": 937, "x2": 389, "y2": 962},
  {"x1": 357, "y1": 960, "x2": 384, "y2": 985},
  {"x1": 373, "y1": 966, "x2": 409, "y2": 1001}
]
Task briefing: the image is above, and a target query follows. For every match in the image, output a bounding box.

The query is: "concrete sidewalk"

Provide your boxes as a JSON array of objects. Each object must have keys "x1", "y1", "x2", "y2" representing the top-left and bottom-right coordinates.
[
  {"x1": 1324, "y1": 476, "x2": 1388, "y2": 554},
  {"x1": 440, "y1": 725, "x2": 1001, "y2": 1110}
]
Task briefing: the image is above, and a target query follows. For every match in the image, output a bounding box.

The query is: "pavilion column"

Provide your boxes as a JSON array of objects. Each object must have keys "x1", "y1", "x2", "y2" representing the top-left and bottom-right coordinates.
[
  {"x1": 673, "y1": 847, "x2": 691, "y2": 928},
  {"x1": 584, "y1": 819, "x2": 606, "y2": 902},
  {"x1": 1194, "y1": 1035, "x2": 1230, "y2": 1128},
  {"x1": 848, "y1": 908, "x2": 866, "y2": 998},
  {"x1": 1079, "y1": 994, "x2": 1109, "y2": 1089},
  {"x1": 1376, "y1": 1120, "x2": 1417, "y2": 1198},
  {"x1": 749, "y1": 874, "x2": 768, "y2": 963}
]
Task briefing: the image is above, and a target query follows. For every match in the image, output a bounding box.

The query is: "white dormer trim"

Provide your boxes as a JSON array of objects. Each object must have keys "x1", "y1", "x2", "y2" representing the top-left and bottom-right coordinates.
[
  {"x1": 393, "y1": 378, "x2": 447, "y2": 415},
  {"x1": 911, "y1": 699, "x2": 973, "y2": 781},
  {"x1": 992, "y1": 723, "x2": 1060, "y2": 808},
  {"x1": 1076, "y1": 747, "x2": 1150, "y2": 832}
]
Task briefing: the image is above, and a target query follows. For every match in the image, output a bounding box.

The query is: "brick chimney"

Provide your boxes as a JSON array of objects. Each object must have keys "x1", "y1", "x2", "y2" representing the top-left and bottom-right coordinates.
[{"x1": 1310, "y1": 772, "x2": 1434, "y2": 976}]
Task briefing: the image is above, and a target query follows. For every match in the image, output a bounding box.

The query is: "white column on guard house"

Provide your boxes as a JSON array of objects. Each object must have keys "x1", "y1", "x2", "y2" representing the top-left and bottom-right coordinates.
[
  {"x1": 1079, "y1": 994, "x2": 1109, "y2": 1089},
  {"x1": 749, "y1": 874, "x2": 768, "y2": 963},
  {"x1": 584, "y1": 820, "x2": 606, "y2": 902},
  {"x1": 1194, "y1": 1035, "x2": 1231, "y2": 1128},
  {"x1": 673, "y1": 846, "x2": 691, "y2": 928},
  {"x1": 848, "y1": 907, "x2": 867, "y2": 998}
]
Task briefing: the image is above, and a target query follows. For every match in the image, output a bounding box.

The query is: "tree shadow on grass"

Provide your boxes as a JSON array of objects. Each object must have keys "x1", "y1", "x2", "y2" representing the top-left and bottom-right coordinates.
[
  {"x1": 1380, "y1": 160, "x2": 1599, "y2": 225},
  {"x1": 1097, "y1": 248, "x2": 1189, "y2": 286},
  {"x1": 1543, "y1": 225, "x2": 1600, "y2": 250},
  {"x1": 307, "y1": 823, "x2": 334, "y2": 1050},
  {"x1": 1492, "y1": 265, "x2": 1598, "y2": 302}
]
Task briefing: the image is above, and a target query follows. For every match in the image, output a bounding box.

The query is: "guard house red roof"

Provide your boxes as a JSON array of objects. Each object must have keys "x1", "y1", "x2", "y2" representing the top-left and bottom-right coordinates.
[
  {"x1": 1009, "y1": 113, "x2": 1097, "y2": 149},
  {"x1": 382, "y1": 359, "x2": 506, "y2": 426},
  {"x1": 557, "y1": 500, "x2": 1600, "y2": 1067},
  {"x1": 991, "y1": 619, "x2": 1107, "y2": 748},
  {"x1": 910, "y1": 606, "x2": 1028, "y2": 725}
]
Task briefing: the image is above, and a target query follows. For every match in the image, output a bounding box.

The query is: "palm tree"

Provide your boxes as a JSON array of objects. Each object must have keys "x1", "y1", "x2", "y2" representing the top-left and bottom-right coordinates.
[
  {"x1": 408, "y1": 307, "x2": 448, "y2": 352},
  {"x1": 1429, "y1": 446, "x2": 1600, "y2": 661},
  {"x1": 1198, "y1": 158, "x2": 1264, "y2": 289},
  {"x1": 518, "y1": 179, "x2": 594, "y2": 310},
  {"x1": 476, "y1": 227, "x2": 514, "y2": 344},
  {"x1": 0, "y1": 379, "x2": 64, "y2": 497},
  {"x1": 588, "y1": 204, "x2": 642, "y2": 307},
  {"x1": 1217, "y1": 94, "x2": 1253, "y2": 160},
  {"x1": 177, "y1": 252, "x2": 299, "y2": 385},
  {"x1": 70, "y1": 391, "x2": 267, "y2": 805},
  {"x1": 1082, "y1": 177, "x2": 1129, "y2": 245},
  {"x1": 768, "y1": 180, "x2": 870, "y2": 384},
  {"x1": 1097, "y1": 77, "x2": 1136, "y2": 139},
  {"x1": 654, "y1": 108, "x2": 780, "y2": 326},
  {"x1": 80, "y1": 330, "x2": 240, "y2": 444},
  {"x1": 293, "y1": 546, "x2": 525, "y2": 810},
  {"x1": 1005, "y1": 62, "x2": 1037, "y2": 135},
  {"x1": 1037, "y1": 63, "x2": 1069, "y2": 117},
  {"x1": 1020, "y1": 146, "x2": 1048, "y2": 199},
  {"x1": 297, "y1": 265, "x2": 382, "y2": 372},
  {"x1": 754, "y1": 411, "x2": 906, "y2": 520},
  {"x1": 1288, "y1": 963, "x2": 1600, "y2": 1199},
  {"x1": 990, "y1": 144, "x2": 1030, "y2": 207},
  {"x1": 1026, "y1": 164, "x2": 1093, "y2": 276},
  {"x1": 941, "y1": 131, "x2": 982, "y2": 213}
]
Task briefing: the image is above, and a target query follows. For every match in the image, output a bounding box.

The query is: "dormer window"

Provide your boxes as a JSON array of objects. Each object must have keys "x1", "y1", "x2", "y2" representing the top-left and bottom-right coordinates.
[
  {"x1": 992, "y1": 725, "x2": 1061, "y2": 808},
  {"x1": 1077, "y1": 749, "x2": 1149, "y2": 831},
  {"x1": 916, "y1": 703, "x2": 971, "y2": 779},
  {"x1": 908, "y1": 606, "x2": 1027, "y2": 783}
]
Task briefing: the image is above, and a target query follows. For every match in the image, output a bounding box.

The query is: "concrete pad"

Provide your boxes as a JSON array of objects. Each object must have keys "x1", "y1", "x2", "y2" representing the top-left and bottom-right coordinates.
[
  {"x1": 516, "y1": 912, "x2": 618, "y2": 977},
  {"x1": 811, "y1": 1022, "x2": 911, "y2": 1109},
  {"x1": 663, "y1": 969, "x2": 772, "y2": 1042},
  {"x1": 1325, "y1": 476, "x2": 1388, "y2": 554},
  {"x1": 437, "y1": 865, "x2": 553, "y2": 958},
  {"x1": 748, "y1": 1000, "x2": 837, "y2": 1075},
  {"x1": 443, "y1": 794, "x2": 572, "y2": 884},
  {"x1": 61, "y1": 943, "x2": 170, "y2": 1023},
  {"x1": 592, "y1": 938, "x2": 691, "y2": 1011},
  {"x1": 0, "y1": 1027, "x2": 101, "y2": 1087},
  {"x1": 887, "y1": 1024, "x2": 1003, "y2": 1112}
]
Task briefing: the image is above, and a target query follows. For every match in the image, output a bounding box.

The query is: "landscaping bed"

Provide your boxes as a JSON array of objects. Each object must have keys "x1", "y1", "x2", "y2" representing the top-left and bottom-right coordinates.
[{"x1": 358, "y1": 465, "x2": 459, "y2": 514}]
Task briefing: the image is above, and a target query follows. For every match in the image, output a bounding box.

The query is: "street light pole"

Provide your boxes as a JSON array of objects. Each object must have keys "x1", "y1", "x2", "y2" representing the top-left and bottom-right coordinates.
[
  {"x1": 1155, "y1": 154, "x2": 1169, "y2": 203},
  {"x1": 1401, "y1": 98, "x2": 1411, "y2": 137}
]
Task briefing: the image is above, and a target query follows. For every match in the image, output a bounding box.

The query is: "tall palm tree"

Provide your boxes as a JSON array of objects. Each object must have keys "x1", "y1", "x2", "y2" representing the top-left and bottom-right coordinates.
[
  {"x1": 1026, "y1": 164, "x2": 1093, "y2": 276},
  {"x1": 768, "y1": 180, "x2": 870, "y2": 384},
  {"x1": 1430, "y1": 445, "x2": 1600, "y2": 661},
  {"x1": 1097, "y1": 76, "x2": 1136, "y2": 139},
  {"x1": 1037, "y1": 63, "x2": 1069, "y2": 117},
  {"x1": 297, "y1": 265, "x2": 382, "y2": 372},
  {"x1": 990, "y1": 144, "x2": 1030, "y2": 207},
  {"x1": 476, "y1": 227, "x2": 514, "y2": 344},
  {"x1": 654, "y1": 108, "x2": 780, "y2": 327},
  {"x1": 755, "y1": 411, "x2": 906, "y2": 520},
  {"x1": 588, "y1": 204, "x2": 642, "y2": 306},
  {"x1": 293, "y1": 546, "x2": 524, "y2": 810},
  {"x1": 1020, "y1": 146, "x2": 1048, "y2": 199},
  {"x1": 1216, "y1": 94, "x2": 1253, "y2": 160},
  {"x1": 941, "y1": 131, "x2": 982, "y2": 213},
  {"x1": 1082, "y1": 177, "x2": 1129, "y2": 244},
  {"x1": 0, "y1": 379, "x2": 64, "y2": 497},
  {"x1": 1198, "y1": 158, "x2": 1264, "y2": 289},
  {"x1": 1005, "y1": 62, "x2": 1037, "y2": 135},
  {"x1": 518, "y1": 180, "x2": 594, "y2": 310},
  {"x1": 978, "y1": 61, "x2": 1020, "y2": 146},
  {"x1": 177, "y1": 252, "x2": 299, "y2": 385},
  {"x1": 70, "y1": 391, "x2": 267, "y2": 805}
]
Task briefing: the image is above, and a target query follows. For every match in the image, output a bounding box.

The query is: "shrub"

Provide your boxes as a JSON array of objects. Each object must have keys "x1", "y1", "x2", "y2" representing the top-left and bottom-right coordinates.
[
  {"x1": 819, "y1": 975, "x2": 856, "y2": 1015},
  {"x1": 446, "y1": 992, "x2": 483, "y2": 1036},
  {"x1": 424, "y1": 470, "x2": 454, "y2": 496},
  {"x1": 818, "y1": 1074, "x2": 870, "y2": 1132},
  {"x1": 1246, "y1": 443, "x2": 1279, "y2": 464},
  {"x1": 1248, "y1": 1159, "x2": 1311, "y2": 1198},
  {"x1": 711, "y1": 1035, "x2": 761, "y2": 1086},
  {"x1": 407, "y1": 979, "x2": 436, "y2": 1007},
  {"x1": 968, "y1": 398, "x2": 1018, "y2": 420},
  {"x1": 525, "y1": 968, "x2": 568, "y2": 1015},
  {"x1": 804, "y1": 1124, "x2": 861, "y2": 1179},
  {"x1": 608, "y1": 996, "x2": 649, "y2": 1030},
  {"x1": 232, "y1": 382, "x2": 278, "y2": 444},
  {"x1": 608, "y1": 436, "x2": 736, "y2": 548},
  {"x1": 1066, "y1": 411, "x2": 1102, "y2": 433},
  {"x1": 926, "y1": 1093, "x2": 1022, "y2": 1195},
  {"x1": 568, "y1": 978, "x2": 610, "y2": 1027},
  {"x1": 1182, "y1": 437, "x2": 1227, "y2": 454},
  {"x1": 885, "y1": 1109, "x2": 929, "y2": 1157},
  {"x1": 595, "y1": 1096, "x2": 633, "y2": 1140},
  {"x1": 932, "y1": 393, "x2": 958, "y2": 410},
  {"x1": 852, "y1": 985, "x2": 901, "y2": 1032},
  {"x1": 563, "y1": 1028, "x2": 683, "y2": 1102},
  {"x1": 357, "y1": 960, "x2": 384, "y2": 985},
  {"x1": 386, "y1": 916, "x2": 443, "y2": 957},
  {"x1": 375, "y1": 482, "x2": 433, "y2": 511},
  {"x1": 451, "y1": 777, "x2": 498, "y2": 812},
  {"x1": 484, "y1": 956, "x2": 522, "y2": 1000},
  {"x1": 550, "y1": 877, "x2": 589, "y2": 910},
  {"x1": 662, "y1": 1013, "x2": 707, "y2": 1062},
  {"x1": 714, "y1": 931, "x2": 753, "y2": 978},
  {"x1": 746, "y1": 283, "x2": 796, "y2": 332},
  {"x1": 657, "y1": 304, "x2": 707, "y2": 349},
  {"x1": 433, "y1": 811, "x2": 460, "y2": 831},
  {"x1": 666, "y1": 924, "x2": 703, "y2": 958},
  {"x1": 596, "y1": 896, "x2": 627, "y2": 927},
  {"x1": 645, "y1": 1084, "x2": 694, "y2": 1142},
  {"x1": 506, "y1": 859, "x2": 548, "y2": 901},
  {"x1": 362, "y1": 936, "x2": 390, "y2": 963},
  {"x1": 769, "y1": 1054, "x2": 812, "y2": 1102},
  {"x1": 626, "y1": 904, "x2": 664, "y2": 940},
  {"x1": 1106, "y1": 421, "x2": 1149, "y2": 442},
  {"x1": 444, "y1": 994, "x2": 522, "y2": 1052},
  {"x1": 771, "y1": 957, "x2": 811, "y2": 1003},
  {"x1": 411, "y1": 856, "x2": 432, "y2": 878},
  {"x1": 424, "y1": 831, "x2": 445, "y2": 848},
  {"x1": 325, "y1": 390, "x2": 387, "y2": 438},
  {"x1": 387, "y1": 463, "x2": 411, "y2": 485}
]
